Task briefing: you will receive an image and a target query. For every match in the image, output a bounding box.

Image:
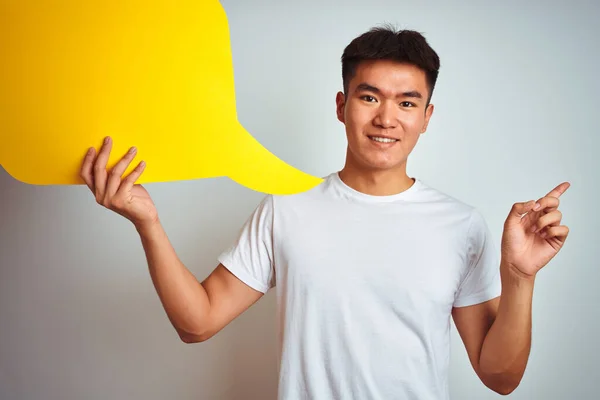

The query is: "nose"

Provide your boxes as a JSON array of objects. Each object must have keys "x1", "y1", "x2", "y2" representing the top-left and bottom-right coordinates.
[{"x1": 373, "y1": 100, "x2": 398, "y2": 129}]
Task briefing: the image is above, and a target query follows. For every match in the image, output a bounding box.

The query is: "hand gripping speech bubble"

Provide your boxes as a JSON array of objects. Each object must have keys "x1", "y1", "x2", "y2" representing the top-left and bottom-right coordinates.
[{"x1": 0, "y1": 0, "x2": 323, "y2": 195}]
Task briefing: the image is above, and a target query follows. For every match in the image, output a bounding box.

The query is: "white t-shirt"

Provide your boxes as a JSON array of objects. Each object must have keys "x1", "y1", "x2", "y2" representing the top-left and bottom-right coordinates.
[{"x1": 218, "y1": 172, "x2": 501, "y2": 400}]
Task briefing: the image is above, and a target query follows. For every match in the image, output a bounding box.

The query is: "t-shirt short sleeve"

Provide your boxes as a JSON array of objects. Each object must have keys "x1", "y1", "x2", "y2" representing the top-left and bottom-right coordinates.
[
  {"x1": 453, "y1": 208, "x2": 501, "y2": 308},
  {"x1": 217, "y1": 195, "x2": 276, "y2": 294}
]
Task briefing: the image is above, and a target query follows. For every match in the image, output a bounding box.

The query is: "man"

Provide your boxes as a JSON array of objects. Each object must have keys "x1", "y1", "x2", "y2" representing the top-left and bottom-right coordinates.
[{"x1": 80, "y1": 26, "x2": 570, "y2": 399}]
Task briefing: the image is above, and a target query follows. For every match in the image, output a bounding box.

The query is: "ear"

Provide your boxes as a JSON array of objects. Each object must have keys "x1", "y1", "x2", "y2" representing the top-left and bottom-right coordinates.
[
  {"x1": 335, "y1": 91, "x2": 346, "y2": 124},
  {"x1": 420, "y1": 103, "x2": 434, "y2": 134}
]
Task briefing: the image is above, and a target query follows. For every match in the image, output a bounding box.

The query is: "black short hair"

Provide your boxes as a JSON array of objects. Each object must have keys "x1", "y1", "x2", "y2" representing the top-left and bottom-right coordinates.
[{"x1": 341, "y1": 25, "x2": 440, "y2": 105}]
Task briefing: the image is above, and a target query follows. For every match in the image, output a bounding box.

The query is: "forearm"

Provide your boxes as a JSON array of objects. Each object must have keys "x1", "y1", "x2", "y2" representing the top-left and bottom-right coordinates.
[
  {"x1": 136, "y1": 220, "x2": 211, "y2": 341},
  {"x1": 479, "y1": 262, "x2": 535, "y2": 392}
]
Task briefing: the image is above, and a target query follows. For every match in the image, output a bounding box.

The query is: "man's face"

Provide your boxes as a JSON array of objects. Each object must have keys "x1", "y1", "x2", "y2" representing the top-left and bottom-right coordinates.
[{"x1": 336, "y1": 59, "x2": 434, "y2": 174}]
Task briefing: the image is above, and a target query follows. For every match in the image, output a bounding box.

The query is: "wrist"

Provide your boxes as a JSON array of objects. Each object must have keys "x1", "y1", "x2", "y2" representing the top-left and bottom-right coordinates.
[
  {"x1": 135, "y1": 218, "x2": 162, "y2": 236},
  {"x1": 500, "y1": 261, "x2": 536, "y2": 288}
]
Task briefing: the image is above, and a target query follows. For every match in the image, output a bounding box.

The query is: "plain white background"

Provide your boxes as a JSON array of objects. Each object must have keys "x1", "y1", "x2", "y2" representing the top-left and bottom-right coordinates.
[{"x1": 1, "y1": 0, "x2": 599, "y2": 398}]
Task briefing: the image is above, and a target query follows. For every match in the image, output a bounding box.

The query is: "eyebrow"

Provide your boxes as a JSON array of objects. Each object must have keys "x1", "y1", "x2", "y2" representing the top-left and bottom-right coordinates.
[{"x1": 355, "y1": 83, "x2": 423, "y2": 99}]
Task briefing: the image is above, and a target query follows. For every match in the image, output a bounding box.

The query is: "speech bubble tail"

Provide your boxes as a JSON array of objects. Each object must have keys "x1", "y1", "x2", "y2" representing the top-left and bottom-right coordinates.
[{"x1": 225, "y1": 123, "x2": 323, "y2": 195}]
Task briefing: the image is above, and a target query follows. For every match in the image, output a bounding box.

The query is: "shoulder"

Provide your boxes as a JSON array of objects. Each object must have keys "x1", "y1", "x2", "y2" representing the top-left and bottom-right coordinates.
[
  {"x1": 414, "y1": 180, "x2": 493, "y2": 241},
  {"x1": 416, "y1": 183, "x2": 497, "y2": 271},
  {"x1": 416, "y1": 179, "x2": 477, "y2": 216}
]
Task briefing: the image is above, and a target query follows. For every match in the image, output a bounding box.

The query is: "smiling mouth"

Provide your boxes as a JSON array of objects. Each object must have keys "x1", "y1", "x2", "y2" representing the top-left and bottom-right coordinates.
[{"x1": 368, "y1": 136, "x2": 398, "y2": 143}]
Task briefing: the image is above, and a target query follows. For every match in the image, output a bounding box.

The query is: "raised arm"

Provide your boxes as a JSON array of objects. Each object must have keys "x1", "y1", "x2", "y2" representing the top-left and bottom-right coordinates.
[
  {"x1": 80, "y1": 136, "x2": 263, "y2": 343},
  {"x1": 138, "y1": 221, "x2": 263, "y2": 342}
]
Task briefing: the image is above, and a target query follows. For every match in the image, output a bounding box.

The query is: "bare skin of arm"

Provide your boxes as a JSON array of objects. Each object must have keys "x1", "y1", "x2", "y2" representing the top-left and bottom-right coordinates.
[
  {"x1": 139, "y1": 221, "x2": 263, "y2": 342},
  {"x1": 141, "y1": 220, "x2": 263, "y2": 342},
  {"x1": 454, "y1": 189, "x2": 569, "y2": 395},
  {"x1": 452, "y1": 265, "x2": 534, "y2": 396},
  {"x1": 80, "y1": 136, "x2": 263, "y2": 343}
]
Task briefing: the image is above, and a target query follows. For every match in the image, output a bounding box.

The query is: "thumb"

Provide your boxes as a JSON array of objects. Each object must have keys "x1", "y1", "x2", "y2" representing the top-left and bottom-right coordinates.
[{"x1": 506, "y1": 200, "x2": 537, "y2": 225}]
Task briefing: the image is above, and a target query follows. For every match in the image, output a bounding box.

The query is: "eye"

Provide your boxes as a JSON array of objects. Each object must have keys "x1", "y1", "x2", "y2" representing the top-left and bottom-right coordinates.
[
  {"x1": 400, "y1": 101, "x2": 416, "y2": 107},
  {"x1": 360, "y1": 95, "x2": 377, "y2": 102}
]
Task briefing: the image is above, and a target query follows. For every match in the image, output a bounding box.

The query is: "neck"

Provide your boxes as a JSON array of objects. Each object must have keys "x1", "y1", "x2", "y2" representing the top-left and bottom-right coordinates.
[{"x1": 338, "y1": 164, "x2": 415, "y2": 196}]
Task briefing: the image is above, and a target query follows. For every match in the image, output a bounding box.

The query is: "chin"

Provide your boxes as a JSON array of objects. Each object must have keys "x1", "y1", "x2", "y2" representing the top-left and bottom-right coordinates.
[{"x1": 346, "y1": 145, "x2": 407, "y2": 172}]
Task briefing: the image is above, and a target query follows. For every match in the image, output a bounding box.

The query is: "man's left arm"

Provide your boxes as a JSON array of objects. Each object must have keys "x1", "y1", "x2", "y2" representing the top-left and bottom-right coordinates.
[
  {"x1": 453, "y1": 182, "x2": 571, "y2": 395},
  {"x1": 452, "y1": 265, "x2": 534, "y2": 395}
]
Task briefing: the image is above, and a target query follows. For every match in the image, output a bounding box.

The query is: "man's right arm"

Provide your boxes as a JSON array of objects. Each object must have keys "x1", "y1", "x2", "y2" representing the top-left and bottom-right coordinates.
[
  {"x1": 137, "y1": 220, "x2": 264, "y2": 343},
  {"x1": 80, "y1": 137, "x2": 262, "y2": 344}
]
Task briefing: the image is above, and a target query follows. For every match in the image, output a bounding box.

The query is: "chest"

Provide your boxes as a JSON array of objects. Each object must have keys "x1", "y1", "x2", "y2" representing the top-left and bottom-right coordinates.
[{"x1": 273, "y1": 203, "x2": 468, "y2": 312}]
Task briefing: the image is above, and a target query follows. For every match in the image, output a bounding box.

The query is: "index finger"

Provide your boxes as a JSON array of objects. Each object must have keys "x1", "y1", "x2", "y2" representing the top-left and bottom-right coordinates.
[{"x1": 545, "y1": 182, "x2": 571, "y2": 198}]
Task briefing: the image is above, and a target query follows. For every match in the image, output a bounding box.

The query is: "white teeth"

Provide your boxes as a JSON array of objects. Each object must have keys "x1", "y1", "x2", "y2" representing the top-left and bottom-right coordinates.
[{"x1": 370, "y1": 136, "x2": 397, "y2": 143}]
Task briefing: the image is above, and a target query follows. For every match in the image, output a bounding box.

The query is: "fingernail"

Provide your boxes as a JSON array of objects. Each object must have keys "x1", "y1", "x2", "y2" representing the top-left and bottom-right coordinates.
[
  {"x1": 540, "y1": 232, "x2": 547, "y2": 238},
  {"x1": 533, "y1": 203, "x2": 541, "y2": 211},
  {"x1": 104, "y1": 136, "x2": 110, "y2": 144},
  {"x1": 129, "y1": 146, "x2": 136, "y2": 154},
  {"x1": 530, "y1": 225, "x2": 537, "y2": 233},
  {"x1": 87, "y1": 147, "x2": 93, "y2": 155}
]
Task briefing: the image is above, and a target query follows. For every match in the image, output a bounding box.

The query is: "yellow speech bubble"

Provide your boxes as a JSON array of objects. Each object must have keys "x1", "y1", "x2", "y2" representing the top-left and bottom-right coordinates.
[{"x1": 0, "y1": 0, "x2": 323, "y2": 195}]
